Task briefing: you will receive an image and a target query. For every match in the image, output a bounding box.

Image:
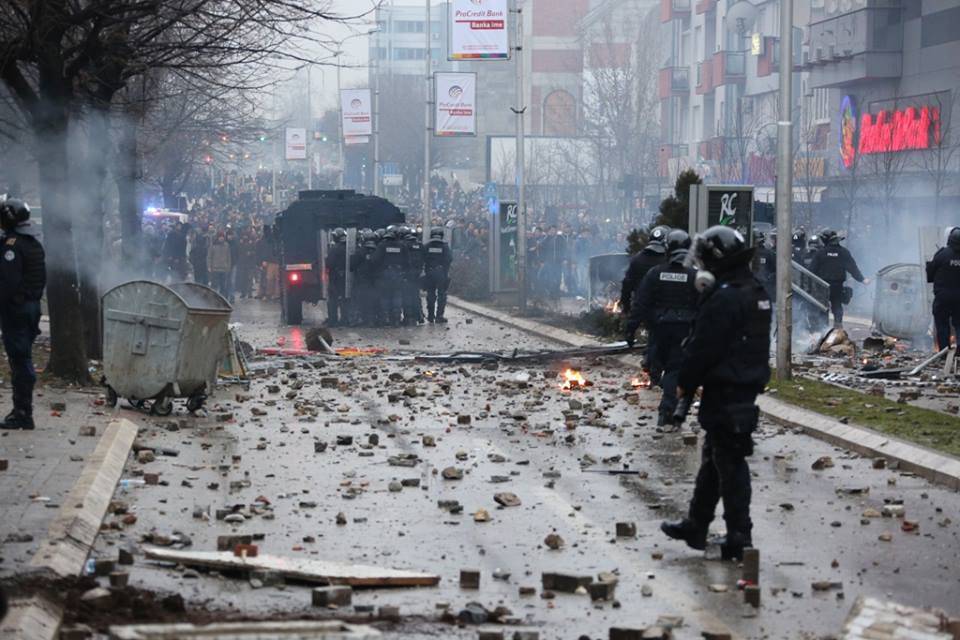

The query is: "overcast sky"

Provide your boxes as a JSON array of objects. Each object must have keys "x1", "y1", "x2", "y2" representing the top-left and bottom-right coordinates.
[{"x1": 312, "y1": 0, "x2": 431, "y2": 109}]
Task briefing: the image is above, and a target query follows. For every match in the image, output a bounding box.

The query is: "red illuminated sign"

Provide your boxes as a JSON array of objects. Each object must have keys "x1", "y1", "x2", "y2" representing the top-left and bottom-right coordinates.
[{"x1": 857, "y1": 105, "x2": 941, "y2": 156}]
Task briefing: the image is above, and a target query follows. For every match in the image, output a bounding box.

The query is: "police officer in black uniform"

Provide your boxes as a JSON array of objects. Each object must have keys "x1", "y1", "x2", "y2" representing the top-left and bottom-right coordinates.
[
  {"x1": 927, "y1": 227, "x2": 960, "y2": 350},
  {"x1": 422, "y1": 228, "x2": 453, "y2": 324},
  {"x1": 401, "y1": 227, "x2": 424, "y2": 325},
  {"x1": 625, "y1": 230, "x2": 698, "y2": 426},
  {"x1": 809, "y1": 229, "x2": 867, "y2": 328},
  {"x1": 752, "y1": 232, "x2": 776, "y2": 301},
  {"x1": 621, "y1": 226, "x2": 669, "y2": 382},
  {"x1": 350, "y1": 230, "x2": 379, "y2": 327},
  {"x1": 661, "y1": 226, "x2": 771, "y2": 561},
  {"x1": 374, "y1": 226, "x2": 407, "y2": 326},
  {"x1": 0, "y1": 198, "x2": 46, "y2": 431},
  {"x1": 325, "y1": 228, "x2": 348, "y2": 326}
]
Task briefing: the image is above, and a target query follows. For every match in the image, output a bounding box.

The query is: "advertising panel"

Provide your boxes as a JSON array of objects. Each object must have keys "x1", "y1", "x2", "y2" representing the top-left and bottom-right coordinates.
[
  {"x1": 340, "y1": 89, "x2": 373, "y2": 137},
  {"x1": 449, "y1": 0, "x2": 510, "y2": 60},
  {"x1": 285, "y1": 128, "x2": 307, "y2": 160},
  {"x1": 435, "y1": 72, "x2": 477, "y2": 136}
]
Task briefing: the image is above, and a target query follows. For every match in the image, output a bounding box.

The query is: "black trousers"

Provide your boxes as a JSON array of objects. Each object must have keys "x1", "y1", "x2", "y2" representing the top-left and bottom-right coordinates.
[
  {"x1": 423, "y1": 268, "x2": 449, "y2": 320},
  {"x1": 655, "y1": 322, "x2": 689, "y2": 417},
  {"x1": 933, "y1": 292, "x2": 960, "y2": 350},
  {"x1": 1, "y1": 301, "x2": 41, "y2": 414},
  {"x1": 827, "y1": 281, "x2": 845, "y2": 326}
]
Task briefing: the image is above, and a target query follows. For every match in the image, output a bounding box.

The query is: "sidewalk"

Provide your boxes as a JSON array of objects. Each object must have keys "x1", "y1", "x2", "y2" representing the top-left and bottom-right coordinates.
[{"x1": 448, "y1": 295, "x2": 960, "y2": 491}]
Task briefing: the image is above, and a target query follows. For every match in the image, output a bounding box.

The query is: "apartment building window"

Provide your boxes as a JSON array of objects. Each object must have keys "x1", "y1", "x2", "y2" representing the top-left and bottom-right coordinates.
[
  {"x1": 394, "y1": 47, "x2": 425, "y2": 60},
  {"x1": 396, "y1": 20, "x2": 425, "y2": 33},
  {"x1": 812, "y1": 88, "x2": 830, "y2": 123}
]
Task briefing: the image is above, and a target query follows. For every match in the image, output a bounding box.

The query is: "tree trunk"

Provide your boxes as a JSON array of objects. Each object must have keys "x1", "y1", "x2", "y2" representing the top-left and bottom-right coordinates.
[
  {"x1": 35, "y1": 82, "x2": 90, "y2": 383},
  {"x1": 116, "y1": 114, "x2": 142, "y2": 270},
  {"x1": 76, "y1": 110, "x2": 109, "y2": 359}
]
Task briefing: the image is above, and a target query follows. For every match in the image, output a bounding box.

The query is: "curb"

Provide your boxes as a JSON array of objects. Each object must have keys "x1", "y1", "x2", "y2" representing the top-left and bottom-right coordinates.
[
  {"x1": 758, "y1": 395, "x2": 960, "y2": 492},
  {"x1": 449, "y1": 296, "x2": 960, "y2": 492},
  {"x1": 0, "y1": 417, "x2": 139, "y2": 640}
]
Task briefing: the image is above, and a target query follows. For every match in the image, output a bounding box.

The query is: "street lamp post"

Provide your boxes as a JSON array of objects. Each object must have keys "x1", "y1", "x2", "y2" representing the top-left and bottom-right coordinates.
[
  {"x1": 775, "y1": 0, "x2": 794, "y2": 379},
  {"x1": 373, "y1": 11, "x2": 382, "y2": 197},
  {"x1": 423, "y1": 0, "x2": 432, "y2": 241},
  {"x1": 513, "y1": 1, "x2": 527, "y2": 313},
  {"x1": 336, "y1": 49, "x2": 344, "y2": 189}
]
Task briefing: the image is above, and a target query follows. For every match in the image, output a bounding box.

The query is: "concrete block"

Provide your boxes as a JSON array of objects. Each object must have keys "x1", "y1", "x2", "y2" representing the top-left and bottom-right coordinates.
[
  {"x1": 609, "y1": 630, "x2": 645, "y2": 640},
  {"x1": 478, "y1": 630, "x2": 505, "y2": 640},
  {"x1": 588, "y1": 581, "x2": 617, "y2": 601},
  {"x1": 541, "y1": 572, "x2": 592, "y2": 593},
  {"x1": 744, "y1": 585, "x2": 761, "y2": 608},
  {"x1": 615, "y1": 522, "x2": 637, "y2": 537},
  {"x1": 216, "y1": 534, "x2": 252, "y2": 551},
  {"x1": 311, "y1": 585, "x2": 353, "y2": 607},
  {"x1": 460, "y1": 569, "x2": 481, "y2": 589},
  {"x1": 742, "y1": 548, "x2": 759, "y2": 584}
]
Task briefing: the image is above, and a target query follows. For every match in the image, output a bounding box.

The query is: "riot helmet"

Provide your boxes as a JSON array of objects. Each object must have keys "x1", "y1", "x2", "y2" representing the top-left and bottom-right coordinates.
[
  {"x1": 649, "y1": 225, "x2": 671, "y2": 246},
  {"x1": 0, "y1": 197, "x2": 30, "y2": 231},
  {"x1": 691, "y1": 225, "x2": 754, "y2": 282},
  {"x1": 430, "y1": 227, "x2": 445, "y2": 240},
  {"x1": 947, "y1": 227, "x2": 960, "y2": 249},
  {"x1": 791, "y1": 230, "x2": 806, "y2": 249},
  {"x1": 819, "y1": 229, "x2": 839, "y2": 246},
  {"x1": 331, "y1": 227, "x2": 347, "y2": 243},
  {"x1": 666, "y1": 229, "x2": 691, "y2": 254}
]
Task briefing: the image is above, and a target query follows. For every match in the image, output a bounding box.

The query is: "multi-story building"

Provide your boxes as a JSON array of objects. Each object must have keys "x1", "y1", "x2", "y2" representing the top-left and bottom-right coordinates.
[{"x1": 659, "y1": 0, "x2": 960, "y2": 231}]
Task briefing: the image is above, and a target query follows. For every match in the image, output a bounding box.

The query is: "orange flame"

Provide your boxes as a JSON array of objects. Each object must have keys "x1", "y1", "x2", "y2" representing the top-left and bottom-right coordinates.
[
  {"x1": 560, "y1": 368, "x2": 588, "y2": 392},
  {"x1": 631, "y1": 375, "x2": 651, "y2": 389},
  {"x1": 605, "y1": 299, "x2": 622, "y2": 314}
]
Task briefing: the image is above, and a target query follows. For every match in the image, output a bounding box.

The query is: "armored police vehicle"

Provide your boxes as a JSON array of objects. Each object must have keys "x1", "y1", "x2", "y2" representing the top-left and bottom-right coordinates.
[{"x1": 272, "y1": 190, "x2": 404, "y2": 324}]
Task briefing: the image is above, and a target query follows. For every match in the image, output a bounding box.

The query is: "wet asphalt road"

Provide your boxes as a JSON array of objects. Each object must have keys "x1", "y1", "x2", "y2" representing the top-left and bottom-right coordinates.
[{"x1": 92, "y1": 299, "x2": 960, "y2": 639}]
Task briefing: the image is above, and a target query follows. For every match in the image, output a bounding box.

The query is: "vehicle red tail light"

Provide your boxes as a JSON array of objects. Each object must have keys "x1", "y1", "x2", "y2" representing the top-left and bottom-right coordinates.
[{"x1": 289, "y1": 272, "x2": 301, "y2": 284}]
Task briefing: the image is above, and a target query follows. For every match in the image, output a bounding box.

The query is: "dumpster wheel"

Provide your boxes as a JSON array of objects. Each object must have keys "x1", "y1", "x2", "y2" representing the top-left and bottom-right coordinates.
[
  {"x1": 151, "y1": 396, "x2": 174, "y2": 417},
  {"x1": 186, "y1": 394, "x2": 206, "y2": 413}
]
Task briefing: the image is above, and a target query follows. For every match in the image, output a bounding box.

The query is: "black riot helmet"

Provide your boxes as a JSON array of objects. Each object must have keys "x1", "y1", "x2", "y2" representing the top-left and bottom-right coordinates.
[
  {"x1": 791, "y1": 229, "x2": 806, "y2": 249},
  {"x1": 666, "y1": 229, "x2": 691, "y2": 254},
  {"x1": 331, "y1": 227, "x2": 347, "y2": 243},
  {"x1": 0, "y1": 198, "x2": 30, "y2": 231},
  {"x1": 819, "y1": 229, "x2": 839, "y2": 246},
  {"x1": 430, "y1": 227, "x2": 445, "y2": 240},
  {"x1": 649, "y1": 225, "x2": 671, "y2": 246},
  {"x1": 948, "y1": 226, "x2": 960, "y2": 249},
  {"x1": 693, "y1": 225, "x2": 754, "y2": 275}
]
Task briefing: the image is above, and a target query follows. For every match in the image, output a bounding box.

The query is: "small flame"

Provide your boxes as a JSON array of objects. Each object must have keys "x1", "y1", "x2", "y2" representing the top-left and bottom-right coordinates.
[
  {"x1": 605, "y1": 299, "x2": 622, "y2": 314},
  {"x1": 560, "y1": 368, "x2": 588, "y2": 392},
  {"x1": 631, "y1": 375, "x2": 651, "y2": 389}
]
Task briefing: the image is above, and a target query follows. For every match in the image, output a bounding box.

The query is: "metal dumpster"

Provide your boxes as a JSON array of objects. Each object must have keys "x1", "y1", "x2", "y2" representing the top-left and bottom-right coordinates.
[
  {"x1": 102, "y1": 281, "x2": 232, "y2": 414},
  {"x1": 872, "y1": 264, "x2": 929, "y2": 340}
]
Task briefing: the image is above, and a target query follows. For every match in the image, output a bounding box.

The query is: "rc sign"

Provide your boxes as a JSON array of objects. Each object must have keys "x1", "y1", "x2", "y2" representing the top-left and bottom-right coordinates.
[
  {"x1": 435, "y1": 73, "x2": 477, "y2": 137},
  {"x1": 449, "y1": 0, "x2": 510, "y2": 60}
]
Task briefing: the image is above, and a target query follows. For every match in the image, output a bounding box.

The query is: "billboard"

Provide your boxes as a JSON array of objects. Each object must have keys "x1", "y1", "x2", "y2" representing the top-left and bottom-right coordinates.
[
  {"x1": 449, "y1": 0, "x2": 510, "y2": 60},
  {"x1": 340, "y1": 88, "x2": 373, "y2": 137},
  {"x1": 285, "y1": 128, "x2": 307, "y2": 160},
  {"x1": 435, "y1": 72, "x2": 477, "y2": 137}
]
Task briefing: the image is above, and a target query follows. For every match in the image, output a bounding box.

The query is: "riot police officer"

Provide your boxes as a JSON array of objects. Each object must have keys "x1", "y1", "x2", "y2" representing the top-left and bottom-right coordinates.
[
  {"x1": 661, "y1": 226, "x2": 771, "y2": 561},
  {"x1": 422, "y1": 228, "x2": 453, "y2": 324},
  {"x1": 401, "y1": 227, "x2": 424, "y2": 325},
  {"x1": 325, "y1": 228, "x2": 348, "y2": 326},
  {"x1": 620, "y1": 225, "x2": 669, "y2": 314},
  {"x1": 625, "y1": 230, "x2": 698, "y2": 426},
  {"x1": 809, "y1": 229, "x2": 867, "y2": 328},
  {"x1": 373, "y1": 226, "x2": 407, "y2": 326},
  {"x1": 927, "y1": 227, "x2": 960, "y2": 350},
  {"x1": 351, "y1": 230, "x2": 380, "y2": 327},
  {"x1": 0, "y1": 198, "x2": 46, "y2": 430},
  {"x1": 752, "y1": 232, "x2": 776, "y2": 300}
]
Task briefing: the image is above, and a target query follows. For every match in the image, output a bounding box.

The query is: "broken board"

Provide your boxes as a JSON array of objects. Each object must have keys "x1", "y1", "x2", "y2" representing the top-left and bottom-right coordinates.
[
  {"x1": 110, "y1": 620, "x2": 381, "y2": 639},
  {"x1": 143, "y1": 548, "x2": 440, "y2": 587}
]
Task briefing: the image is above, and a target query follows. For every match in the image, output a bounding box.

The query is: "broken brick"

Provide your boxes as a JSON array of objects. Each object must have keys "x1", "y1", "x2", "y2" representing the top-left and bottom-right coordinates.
[{"x1": 311, "y1": 585, "x2": 352, "y2": 607}]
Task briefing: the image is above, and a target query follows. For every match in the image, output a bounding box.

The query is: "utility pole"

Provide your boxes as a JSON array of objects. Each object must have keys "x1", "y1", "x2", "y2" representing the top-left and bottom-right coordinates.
[
  {"x1": 513, "y1": 1, "x2": 527, "y2": 312},
  {"x1": 306, "y1": 65, "x2": 313, "y2": 190},
  {"x1": 423, "y1": 0, "x2": 432, "y2": 241},
  {"x1": 336, "y1": 50, "x2": 344, "y2": 189},
  {"x1": 373, "y1": 10, "x2": 382, "y2": 197},
  {"x1": 775, "y1": 0, "x2": 794, "y2": 380}
]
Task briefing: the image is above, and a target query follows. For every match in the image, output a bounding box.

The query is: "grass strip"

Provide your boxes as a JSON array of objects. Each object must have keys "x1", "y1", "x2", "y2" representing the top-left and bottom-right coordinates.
[{"x1": 766, "y1": 376, "x2": 960, "y2": 458}]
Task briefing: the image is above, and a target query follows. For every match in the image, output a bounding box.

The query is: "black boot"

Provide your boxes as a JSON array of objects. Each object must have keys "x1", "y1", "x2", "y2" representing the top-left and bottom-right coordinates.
[
  {"x1": 436, "y1": 316, "x2": 448, "y2": 324},
  {"x1": 660, "y1": 519, "x2": 708, "y2": 551},
  {"x1": 714, "y1": 531, "x2": 752, "y2": 561},
  {"x1": 2, "y1": 408, "x2": 35, "y2": 431}
]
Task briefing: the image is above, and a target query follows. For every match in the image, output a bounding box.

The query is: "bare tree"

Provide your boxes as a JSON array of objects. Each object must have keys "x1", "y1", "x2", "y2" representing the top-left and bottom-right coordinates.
[{"x1": 915, "y1": 89, "x2": 960, "y2": 226}]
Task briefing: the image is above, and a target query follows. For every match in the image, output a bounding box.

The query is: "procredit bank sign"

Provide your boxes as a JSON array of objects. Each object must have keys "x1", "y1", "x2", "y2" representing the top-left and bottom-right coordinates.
[
  {"x1": 449, "y1": 0, "x2": 509, "y2": 60},
  {"x1": 839, "y1": 95, "x2": 944, "y2": 169}
]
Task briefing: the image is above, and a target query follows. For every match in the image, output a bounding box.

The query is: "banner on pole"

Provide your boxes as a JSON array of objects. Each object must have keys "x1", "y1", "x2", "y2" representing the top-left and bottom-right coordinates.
[
  {"x1": 340, "y1": 89, "x2": 373, "y2": 137},
  {"x1": 435, "y1": 72, "x2": 477, "y2": 137},
  {"x1": 449, "y1": 0, "x2": 510, "y2": 60},
  {"x1": 285, "y1": 128, "x2": 307, "y2": 160}
]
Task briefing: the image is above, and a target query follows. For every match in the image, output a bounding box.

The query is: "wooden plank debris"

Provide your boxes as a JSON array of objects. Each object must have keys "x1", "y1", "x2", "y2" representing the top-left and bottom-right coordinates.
[
  {"x1": 143, "y1": 548, "x2": 440, "y2": 587},
  {"x1": 110, "y1": 620, "x2": 381, "y2": 639}
]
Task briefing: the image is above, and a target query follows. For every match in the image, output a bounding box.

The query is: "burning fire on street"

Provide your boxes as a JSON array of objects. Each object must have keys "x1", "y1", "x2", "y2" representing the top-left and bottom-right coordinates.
[
  {"x1": 604, "y1": 298, "x2": 622, "y2": 314},
  {"x1": 559, "y1": 368, "x2": 590, "y2": 392},
  {"x1": 631, "y1": 374, "x2": 651, "y2": 389}
]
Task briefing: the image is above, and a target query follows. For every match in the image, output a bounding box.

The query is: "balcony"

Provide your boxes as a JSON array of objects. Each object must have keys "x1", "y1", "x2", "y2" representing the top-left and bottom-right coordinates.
[
  {"x1": 806, "y1": 7, "x2": 903, "y2": 87},
  {"x1": 660, "y1": 0, "x2": 691, "y2": 23},
  {"x1": 658, "y1": 66, "x2": 690, "y2": 99},
  {"x1": 695, "y1": 0, "x2": 717, "y2": 14},
  {"x1": 659, "y1": 143, "x2": 690, "y2": 176},
  {"x1": 712, "y1": 51, "x2": 745, "y2": 86},
  {"x1": 696, "y1": 60, "x2": 714, "y2": 95}
]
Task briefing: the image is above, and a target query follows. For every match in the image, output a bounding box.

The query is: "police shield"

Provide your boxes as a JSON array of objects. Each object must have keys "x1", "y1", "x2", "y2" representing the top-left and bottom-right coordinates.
[
  {"x1": 318, "y1": 229, "x2": 329, "y2": 300},
  {"x1": 345, "y1": 228, "x2": 357, "y2": 299}
]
